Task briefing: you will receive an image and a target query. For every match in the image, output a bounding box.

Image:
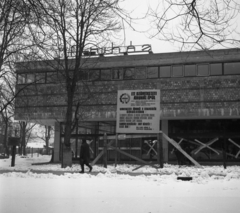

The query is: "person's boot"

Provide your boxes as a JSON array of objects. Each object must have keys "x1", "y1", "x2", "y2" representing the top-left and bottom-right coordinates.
[
  {"x1": 80, "y1": 164, "x2": 84, "y2": 173},
  {"x1": 89, "y1": 165, "x2": 92, "y2": 172}
]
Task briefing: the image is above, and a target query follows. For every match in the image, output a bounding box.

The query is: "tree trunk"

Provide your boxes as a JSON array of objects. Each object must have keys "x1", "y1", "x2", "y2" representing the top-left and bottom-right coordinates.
[
  {"x1": 62, "y1": 143, "x2": 72, "y2": 168},
  {"x1": 62, "y1": 88, "x2": 75, "y2": 168},
  {"x1": 3, "y1": 124, "x2": 9, "y2": 157},
  {"x1": 20, "y1": 122, "x2": 26, "y2": 156},
  {"x1": 45, "y1": 125, "x2": 51, "y2": 155}
]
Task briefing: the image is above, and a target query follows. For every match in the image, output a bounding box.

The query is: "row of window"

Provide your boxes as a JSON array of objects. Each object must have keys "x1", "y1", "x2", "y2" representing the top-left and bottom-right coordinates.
[{"x1": 17, "y1": 62, "x2": 240, "y2": 84}]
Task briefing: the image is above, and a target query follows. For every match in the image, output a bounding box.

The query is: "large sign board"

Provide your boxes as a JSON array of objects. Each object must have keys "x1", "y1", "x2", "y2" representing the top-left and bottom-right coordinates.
[{"x1": 116, "y1": 90, "x2": 160, "y2": 133}]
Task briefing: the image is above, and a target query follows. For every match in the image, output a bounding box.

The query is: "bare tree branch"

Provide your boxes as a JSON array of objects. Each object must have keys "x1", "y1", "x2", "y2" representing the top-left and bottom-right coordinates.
[{"x1": 150, "y1": 0, "x2": 240, "y2": 50}]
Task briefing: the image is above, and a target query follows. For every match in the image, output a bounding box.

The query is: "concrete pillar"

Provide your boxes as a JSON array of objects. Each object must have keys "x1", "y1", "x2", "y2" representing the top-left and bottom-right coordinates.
[
  {"x1": 161, "y1": 120, "x2": 168, "y2": 163},
  {"x1": 53, "y1": 122, "x2": 60, "y2": 162}
]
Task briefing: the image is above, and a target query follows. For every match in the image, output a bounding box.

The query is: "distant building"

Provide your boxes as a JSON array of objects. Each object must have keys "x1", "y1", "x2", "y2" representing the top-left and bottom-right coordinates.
[{"x1": 14, "y1": 48, "x2": 240, "y2": 164}]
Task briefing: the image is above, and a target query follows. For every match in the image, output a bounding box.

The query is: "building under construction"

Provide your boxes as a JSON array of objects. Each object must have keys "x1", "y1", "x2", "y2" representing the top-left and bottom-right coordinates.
[{"x1": 14, "y1": 48, "x2": 240, "y2": 165}]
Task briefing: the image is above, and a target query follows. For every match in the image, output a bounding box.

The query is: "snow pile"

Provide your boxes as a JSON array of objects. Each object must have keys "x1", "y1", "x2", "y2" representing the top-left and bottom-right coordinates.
[
  {"x1": 1, "y1": 154, "x2": 240, "y2": 182},
  {"x1": 26, "y1": 142, "x2": 45, "y2": 148}
]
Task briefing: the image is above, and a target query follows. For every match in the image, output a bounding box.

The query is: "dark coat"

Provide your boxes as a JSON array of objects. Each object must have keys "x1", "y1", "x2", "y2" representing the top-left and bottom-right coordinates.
[{"x1": 80, "y1": 142, "x2": 90, "y2": 163}]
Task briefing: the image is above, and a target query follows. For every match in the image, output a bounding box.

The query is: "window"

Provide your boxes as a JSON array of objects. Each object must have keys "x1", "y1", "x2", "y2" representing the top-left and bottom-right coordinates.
[
  {"x1": 224, "y1": 62, "x2": 240, "y2": 75},
  {"x1": 160, "y1": 66, "x2": 171, "y2": 77},
  {"x1": 184, "y1": 65, "x2": 196, "y2": 76},
  {"x1": 89, "y1": 70, "x2": 100, "y2": 80},
  {"x1": 147, "y1": 67, "x2": 158, "y2": 78},
  {"x1": 172, "y1": 65, "x2": 183, "y2": 77},
  {"x1": 26, "y1": 73, "x2": 35, "y2": 83},
  {"x1": 198, "y1": 64, "x2": 209, "y2": 76},
  {"x1": 123, "y1": 68, "x2": 134, "y2": 79},
  {"x1": 101, "y1": 69, "x2": 111, "y2": 80},
  {"x1": 35, "y1": 73, "x2": 46, "y2": 83},
  {"x1": 17, "y1": 74, "x2": 26, "y2": 84},
  {"x1": 135, "y1": 67, "x2": 146, "y2": 79},
  {"x1": 112, "y1": 68, "x2": 123, "y2": 80},
  {"x1": 210, "y1": 63, "x2": 222, "y2": 75},
  {"x1": 46, "y1": 72, "x2": 58, "y2": 83}
]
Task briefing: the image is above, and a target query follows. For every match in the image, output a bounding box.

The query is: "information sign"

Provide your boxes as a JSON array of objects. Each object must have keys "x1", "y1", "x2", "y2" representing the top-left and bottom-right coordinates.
[
  {"x1": 8, "y1": 137, "x2": 20, "y2": 146},
  {"x1": 116, "y1": 90, "x2": 160, "y2": 133}
]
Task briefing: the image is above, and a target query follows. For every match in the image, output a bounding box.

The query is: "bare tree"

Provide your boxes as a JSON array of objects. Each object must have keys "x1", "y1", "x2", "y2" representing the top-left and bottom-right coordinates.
[
  {"x1": 19, "y1": 121, "x2": 37, "y2": 156},
  {"x1": 150, "y1": 0, "x2": 240, "y2": 50},
  {"x1": 0, "y1": 103, "x2": 14, "y2": 157},
  {"x1": 25, "y1": 0, "x2": 130, "y2": 167},
  {"x1": 0, "y1": 65, "x2": 16, "y2": 156},
  {"x1": 35, "y1": 125, "x2": 54, "y2": 155},
  {"x1": 0, "y1": 62, "x2": 16, "y2": 111},
  {"x1": 0, "y1": 0, "x2": 33, "y2": 113},
  {"x1": 0, "y1": 0, "x2": 27, "y2": 69}
]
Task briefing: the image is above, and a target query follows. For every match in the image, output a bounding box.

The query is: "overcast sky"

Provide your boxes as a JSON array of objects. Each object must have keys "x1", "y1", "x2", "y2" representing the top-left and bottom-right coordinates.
[
  {"x1": 119, "y1": 0, "x2": 177, "y2": 53},
  {"x1": 120, "y1": 0, "x2": 240, "y2": 53}
]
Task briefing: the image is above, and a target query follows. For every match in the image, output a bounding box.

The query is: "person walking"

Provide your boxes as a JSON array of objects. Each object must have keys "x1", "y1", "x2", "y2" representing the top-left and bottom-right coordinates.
[{"x1": 79, "y1": 139, "x2": 92, "y2": 173}]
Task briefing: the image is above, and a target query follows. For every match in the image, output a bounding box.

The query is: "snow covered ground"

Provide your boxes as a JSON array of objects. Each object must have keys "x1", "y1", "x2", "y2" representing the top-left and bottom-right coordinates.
[{"x1": 0, "y1": 154, "x2": 240, "y2": 213}]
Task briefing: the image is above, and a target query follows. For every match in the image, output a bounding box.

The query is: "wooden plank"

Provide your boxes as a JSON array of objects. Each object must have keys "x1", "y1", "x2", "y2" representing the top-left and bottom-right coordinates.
[
  {"x1": 109, "y1": 145, "x2": 159, "y2": 169},
  {"x1": 228, "y1": 139, "x2": 240, "y2": 158},
  {"x1": 193, "y1": 138, "x2": 219, "y2": 155},
  {"x1": 162, "y1": 132, "x2": 202, "y2": 168},
  {"x1": 171, "y1": 138, "x2": 184, "y2": 154},
  {"x1": 91, "y1": 151, "x2": 104, "y2": 166},
  {"x1": 228, "y1": 138, "x2": 240, "y2": 148},
  {"x1": 170, "y1": 132, "x2": 240, "y2": 138},
  {"x1": 176, "y1": 138, "x2": 201, "y2": 146},
  {"x1": 99, "y1": 134, "x2": 156, "y2": 140},
  {"x1": 132, "y1": 161, "x2": 152, "y2": 171},
  {"x1": 91, "y1": 140, "x2": 115, "y2": 166},
  {"x1": 98, "y1": 147, "x2": 141, "y2": 150}
]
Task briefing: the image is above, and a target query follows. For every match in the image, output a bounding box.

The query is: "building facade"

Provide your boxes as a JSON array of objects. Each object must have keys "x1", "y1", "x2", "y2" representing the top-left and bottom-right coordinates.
[{"x1": 15, "y1": 48, "x2": 240, "y2": 164}]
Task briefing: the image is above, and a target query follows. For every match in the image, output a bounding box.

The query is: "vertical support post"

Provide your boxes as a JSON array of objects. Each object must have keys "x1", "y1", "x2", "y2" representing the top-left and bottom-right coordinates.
[
  {"x1": 96, "y1": 140, "x2": 99, "y2": 156},
  {"x1": 103, "y1": 133, "x2": 107, "y2": 168},
  {"x1": 11, "y1": 146, "x2": 16, "y2": 167},
  {"x1": 161, "y1": 120, "x2": 169, "y2": 163},
  {"x1": 61, "y1": 141, "x2": 64, "y2": 168},
  {"x1": 223, "y1": 129, "x2": 227, "y2": 169},
  {"x1": 115, "y1": 134, "x2": 118, "y2": 167},
  {"x1": 53, "y1": 122, "x2": 60, "y2": 162},
  {"x1": 157, "y1": 132, "x2": 163, "y2": 168}
]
